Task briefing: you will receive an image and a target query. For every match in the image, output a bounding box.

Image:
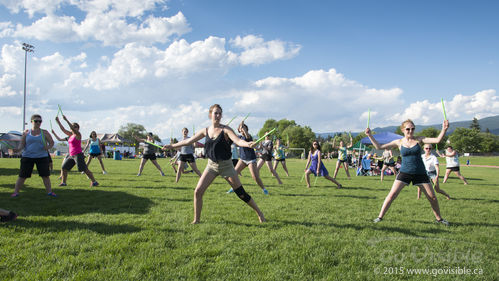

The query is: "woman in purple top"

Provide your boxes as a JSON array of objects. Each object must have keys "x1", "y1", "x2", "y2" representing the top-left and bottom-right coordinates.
[
  {"x1": 304, "y1": 141, "x2": 342, "y2": 189},
  {"x1": 11, "y1": 114, "x2": 56, "y2": 197},
  {"x1": 54, "y1": 115, "x2": 98, "y2": 187}
]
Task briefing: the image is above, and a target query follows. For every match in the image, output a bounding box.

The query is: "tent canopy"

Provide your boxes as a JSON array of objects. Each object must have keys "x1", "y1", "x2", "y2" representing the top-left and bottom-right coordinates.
[{"x1": 360, "y1": 132, "x2": 402, "y2": 145}]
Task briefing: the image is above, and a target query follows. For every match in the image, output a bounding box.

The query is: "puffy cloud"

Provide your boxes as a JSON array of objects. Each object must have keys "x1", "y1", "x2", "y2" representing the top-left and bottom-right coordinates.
[
  {"x1": 230, "y1": 35, "x2": 301, "y2": 65},
  {"x1": 0, "y1": 73, "x2": 17, "y2": 97},
  {"x1": 0, "y1": 0, "x2": 63, "y2": 17}
]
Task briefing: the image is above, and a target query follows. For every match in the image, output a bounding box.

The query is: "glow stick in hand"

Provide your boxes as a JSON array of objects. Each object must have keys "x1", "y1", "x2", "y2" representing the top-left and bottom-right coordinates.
[
  {"x1": 242, "y1": 112, "x2": 251, "y2": 122},
  {"x1": 58, "y1": 104, "x2": 64, "y2": 117},
  {"x1": 314, "y1": 175, "x2": 318, "y2": 186},
  {"x1": 441, "y1": 98, "x2": 447, "y2": 120},
  {"x1": 50, "y1": 120, "x2": 53, "y2": 131},
  {"x1": 367, "y1": 108, "x2": 371, "y2": 128},
  {"x1": 145, "y1": 140, "x2": 163, "y2": 149},
  {"x1": 300, "y1": 171, "x2": 306, "y2": 182},
  {"x1": 226, "y1": 115, "x2": 237, "y2": 126},
  {"x1": 254, "y1": 128, "x2": 277, "y2": 144}
]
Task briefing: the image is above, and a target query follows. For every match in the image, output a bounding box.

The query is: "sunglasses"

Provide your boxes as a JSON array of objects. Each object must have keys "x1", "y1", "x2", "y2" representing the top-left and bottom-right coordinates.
[
  {"x1": 405, "y1": 128, "x2": 415, "y2": 131},
  {"x1": 424, "y1": 147, "x2": 431, "y2": 150},
  {"x1": 32, "y1": 120, "x2": 42, "y2": 123}
]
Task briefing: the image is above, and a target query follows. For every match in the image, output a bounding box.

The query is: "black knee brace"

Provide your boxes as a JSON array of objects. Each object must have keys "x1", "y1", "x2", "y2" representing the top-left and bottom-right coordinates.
[{"x1": 234, "y1": 186, "x2": 251, "y2": 203}]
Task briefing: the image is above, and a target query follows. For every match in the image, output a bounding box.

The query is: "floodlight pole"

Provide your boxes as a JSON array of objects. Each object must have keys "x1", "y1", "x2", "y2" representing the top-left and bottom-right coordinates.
[{"x1": 22, "y1": 43, "x2": 34, "y2": 132}]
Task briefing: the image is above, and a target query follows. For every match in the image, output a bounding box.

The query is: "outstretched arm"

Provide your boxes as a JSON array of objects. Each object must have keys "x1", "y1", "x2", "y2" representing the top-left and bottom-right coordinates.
[
  {"x1": 365, "y1": 128, "x2": 399, "y2": 150},
  {"x1": 163, "y1": 130, "x2": 205, "y2": 150},
  {"x1": 51, "y1": 130, "x2": 67, "y2": 142},
  {"x1": 422, "y1": 120, "x2": 449, "y2": 144},
  {"x1": 226, "y1": 126, "x2": 255, "y2": 148}
]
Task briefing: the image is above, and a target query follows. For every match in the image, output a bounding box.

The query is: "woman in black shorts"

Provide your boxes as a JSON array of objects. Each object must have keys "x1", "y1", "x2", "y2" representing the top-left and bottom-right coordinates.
[
  {"x1": 366, "y1": 119, "x2": 450, "y2": 225},
  {"x1": 163, "y1": 104, "x2": 265, "y2": 224},
  {"x1": 380, "y1": 148, "x2": 397, "y2": 182},
  {"x1": 12, "y1": 114, "x2": 56, "y2": 197},
  {"x1": 175, "y1": 128, "x2": 202, "y2": 182},
  {"x1": 134, "y1": 133, "x2": 165, "y2": 176},
  {"x1": 436, "y1": 146, "x2": 468, "y2": 185},
  {"x1": 256, "y1": 134, "x2": 283, "y2": 185}
]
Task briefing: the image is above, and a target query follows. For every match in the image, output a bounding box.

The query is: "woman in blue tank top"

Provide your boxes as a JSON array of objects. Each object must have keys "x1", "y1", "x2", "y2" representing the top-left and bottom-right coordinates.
[
  {"x1": 365, "y1": 119, "x2": 450, "y2": 226},
  {"x1": 82, "y1": 131, "x2": 107, "y2": 174},
  {"x1": 162, "y1": 104, "x2": 265, "y2": 224},
  {"x1": 11, "y1": 114, "x2": 56, "y2": 197}
]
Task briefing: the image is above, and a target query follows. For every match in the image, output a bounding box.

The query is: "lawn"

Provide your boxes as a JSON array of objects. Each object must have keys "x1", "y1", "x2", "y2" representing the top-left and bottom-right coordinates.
[{"x1": 1, "y1": 157, "x2": 498, "y2": 280}]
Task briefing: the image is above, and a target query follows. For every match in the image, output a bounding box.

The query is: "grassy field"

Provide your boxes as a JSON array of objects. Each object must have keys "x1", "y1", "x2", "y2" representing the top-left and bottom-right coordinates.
[{"x1": 1, "y1": 156, "x2": 498, "y2": 280}]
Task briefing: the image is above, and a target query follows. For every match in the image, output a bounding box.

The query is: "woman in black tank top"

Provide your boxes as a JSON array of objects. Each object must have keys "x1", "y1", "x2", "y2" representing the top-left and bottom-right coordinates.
[{"x1": 163, "y1": 104, "x2": 265, "y2": 224}]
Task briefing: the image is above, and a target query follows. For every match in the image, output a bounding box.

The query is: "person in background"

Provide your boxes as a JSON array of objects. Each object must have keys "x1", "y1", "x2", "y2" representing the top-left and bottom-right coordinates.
[
  {"x1": 82, "y1": 131, "x2": 107, "y2": 174},
  {"x1": 134, "y1": 133, "x2": 165, "y2": 177},
  {"x1": 436, "y1": 146, "x2": 469, "y2": 185},
  {"x1": 418, "y1": 144, "x2": 451, "y2": 200}
]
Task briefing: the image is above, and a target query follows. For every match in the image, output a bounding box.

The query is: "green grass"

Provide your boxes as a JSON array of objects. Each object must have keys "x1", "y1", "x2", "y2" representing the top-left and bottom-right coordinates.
[{"x1": 1, "y1": 157, "x2": 498, "y2": 280}]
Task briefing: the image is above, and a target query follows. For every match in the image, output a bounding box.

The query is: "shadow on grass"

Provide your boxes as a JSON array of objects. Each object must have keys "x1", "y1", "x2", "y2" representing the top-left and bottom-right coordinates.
[
  {"x1": 0, "y1": 167, "x2": 19, "y2": 176},
  {"x1": 11, "y1": 219, "x2": 142, "y2": 234},
  {"x1": 278, "y1": 193, "x2": 324, "y2": 197},
  {"x1": 454, "y1": 197, "x2": 499, "y2": 203},
  {"x1": 334, "y1": 194, "x2": 377, "y2": 200},
  {"x1": 343, "y1": 186, "x2": 378, "y2": 191},
  {"x1": 1, "y1": 187, "x2": 154, "y2": 217},
  {"x1": 415, "y1": 220, "x2": 499, "y2": 228}
]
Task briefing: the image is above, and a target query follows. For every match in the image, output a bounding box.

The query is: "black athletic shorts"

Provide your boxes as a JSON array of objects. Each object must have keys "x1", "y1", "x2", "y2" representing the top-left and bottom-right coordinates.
[
  {"x1": 47, "y1": 152, "x2": 53, "y2": 163},
  {"x1": 179, "y1": 154, "x2": 195, "y2": 163},
  {"x1": 62, "y1": 153, "x2": 87, "y2": 172},
  {"x1": 143, "y1": 154, "x2": 157, "y2": 160},
  {"x1": 19, "y1": 157, "x2": 51, "y2": 178},
  {"x1": 260, "y1": 154, "x2": 272, "y2": 162},
  {"x1": 384, "y1": 161, "x2": 395, "y2": 167},
  {"x1": 396, "y1": 172, "x2": 430, "y2": 186},
  {"x1": 447, "y1": 166, "x2": 460, "y2": 172},
  {"x1": 337, "y1": 159, "x2": 347, "y2": 163},
  {"x1": 232, "y1": 159, "x2": 239, "y2": 167},
  {"x1": 275, "y1": 158, "x2": 286, "y2": 162},
  {"x1": 89, "y1": 153, "x2": 101, "y2": 157}
]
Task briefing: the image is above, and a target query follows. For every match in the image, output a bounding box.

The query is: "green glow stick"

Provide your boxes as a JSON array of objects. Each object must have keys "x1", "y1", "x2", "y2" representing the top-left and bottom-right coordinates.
[
  {"x1": 300, "y1": 171, "x2": 305, "y2": 182},
  {"x1": 435, "y1": 143, "x2": 439, "y2": 151},
  {"x1": 254, "y1": 128, "x2": 277, "y2": 144},
  {"x1": 145, "y1": 140, "x2": 163, "y2": 149},
  {"x1": 193, "y1": 125, "x2": 195, "y2": 135},
  {"x1": 286, "y1": 133, "x2": 290, "y2": 146},
  {"x1": 367, "y1": 108, "x2": 371, "y2": 128},
  {"x1": 441, "y1": 98, "x2": 447, "y2": 120},
  {"x1": 349, "y1": 131, "x2": 352, "y2": 139},
  {"x1": 314, "y1": 175, "x2": 318, "y2": 186},
  {"x1": 41, "y1": 128, "x2": 45, "y2": 148},
  {"x1": 0, "y1": 140, "x2": 14, "y2": 149},
  {"x1": 58, "y1": 104, "x2": 64, "y2": 116},
  {"x1": 226, "y1": 115, "x2": 237, "y2": 126},
  {"x1": 242, "y1": 112, "x2": 251, "y2": 122}
]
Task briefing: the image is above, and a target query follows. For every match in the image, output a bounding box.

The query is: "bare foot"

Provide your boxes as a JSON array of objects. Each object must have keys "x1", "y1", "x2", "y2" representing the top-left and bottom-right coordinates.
[
  {"x1": 258, "y1": 215, "x2": 266, "y2": 223},
  {"x1": 191, "y1": 220, "x2": 200, "y2": 224},
  {"x1": 446, "y1": 196, "x2": 451, "y2": 200}
]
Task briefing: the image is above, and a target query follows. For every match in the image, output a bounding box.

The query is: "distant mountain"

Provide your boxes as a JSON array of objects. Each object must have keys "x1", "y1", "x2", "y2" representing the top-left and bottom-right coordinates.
[{"x1": 317, "y1": 115, "x2": 499, "y2": 138}]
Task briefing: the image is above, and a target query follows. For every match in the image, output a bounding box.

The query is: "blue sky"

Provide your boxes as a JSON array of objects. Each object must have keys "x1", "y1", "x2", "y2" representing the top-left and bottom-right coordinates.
[{"x1": 0, "y1": 0, "x2": 498, "y2": 139}]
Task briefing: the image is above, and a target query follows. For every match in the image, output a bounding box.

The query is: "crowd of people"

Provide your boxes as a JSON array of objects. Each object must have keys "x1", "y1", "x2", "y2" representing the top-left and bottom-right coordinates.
[{"x1": 3, "y1": 105, "x2": 471, "y2": 226}]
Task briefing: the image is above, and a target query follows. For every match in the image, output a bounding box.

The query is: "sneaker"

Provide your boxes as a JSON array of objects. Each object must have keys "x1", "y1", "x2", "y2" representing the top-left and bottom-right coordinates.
[
  {"x1": 137, "y1": 173, "x2": 141, "y2": 176},
  {"x1": 263, "y1": 189, "x2": 269, "y2": 195},
  {"x1": 91, "y1": 181, "x2": 99, "y2": 187},
  {"x1": 226, "y1": 188, "x2": 234, "y2": 193},
  {"x1": 436, "y1": 218, "x2": 449, "y2": 226},
  {"x1": 59, "y1": 183, "x2": 67, "y2": 187},
  {"x1": 81, "y1": 171, "x2": 85, "y2": 174},
  {"x1": 10, "y1": 193, "x2": 19, "y2": 198},
  {"x1": 102, "y1": 171, "x2": 107, "y2": 175},
  {"x1": 47, "y1": 192, "x2": 57, "y2": 197},
  {"x1": 373, "y1": 217, "x2": 383, "y2": 223}
]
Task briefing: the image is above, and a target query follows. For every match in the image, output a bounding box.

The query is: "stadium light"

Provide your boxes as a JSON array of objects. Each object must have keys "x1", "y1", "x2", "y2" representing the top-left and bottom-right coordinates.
[{"x1": 22, "y1": 43, "x2": 34, "y2": 132}]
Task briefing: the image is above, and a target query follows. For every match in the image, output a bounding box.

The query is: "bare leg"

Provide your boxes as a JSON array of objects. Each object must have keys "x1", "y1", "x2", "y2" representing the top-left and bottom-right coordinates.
[
  {"x1": 433, "y1": 177, "x2": 451, "y2": 199},
  {"x1": 343, "y1": 162, "x2": 351, "y2": 179},
  {"x1": 225, "y1": 175, "x2": 265, "y2": 223},
  {"x1": 151, "y1": 159, "x2": 165, "y2": 175},
  {"x1": 190, "y1": 161, "x2": 202, "y2": 177},
  {"x1": 305, "y1": 170, "x2": 312, "y2": 188},
  {"x1": 13, "y1": 177, "x2": 27, "y2": 194},
  {"x1": 266, "y1": 160, "x2": 282, "y2": 184},
  {"x1": 176, "y1": 161, "x2": 185, "y2": 182},
  {"x1": 454, "y1": 171, "x2": 469, "y2": 185},
  {"x1": 62, "y1": 169, "x2": 68, "y2": 184},
  {"x1": 192, "y1": 170, "x2": 217, "y2": 224},
  {"x1": 377, "y1": 180, "x2": 407, "y2": 219},
  {"x1": 380, "y1": 165, "x2": 387, "y2": 182},
  {"x1": 324, "y1": 175, "x2": 342, "y2": 188},
  {"x1": 84, "y1": 169, "x2": 96, "y2": 182},
  {"x1": 417, "y1": 187, "x2": 421, "y2": 199},
  {"x1": 248, "y1": 162, "x2": 266, "y2": 190},
  {"x1": 333, "y1": 161, "x2": 341, "y2": 178},
  {"x1": 273, "y1": 160, "x2": 278, "y2": 172},
  {"x1": 97, "y1": 156, "x2": 106, "y2": 172},
  {"x1": 256, "y1": 158, "x2": 265, "y2": 170},
  {"x1": 86, "y1": 156, "x2": 93, "y2": 167},
  {"x1": 419, "y1": 183, "x2": 442, "y2": 220},
  {"x1": 42, "y1": 176, "x2": 53, "y2": 193},
  {"x1": 138, "y1": 158, "x2": 147, "y2": 175},
  {"x1": 442, "y1": 169, "x2": 451, "y2": 183},
  {"x1": 281, "y1": 161, "x2": 290, "y2": 176}
]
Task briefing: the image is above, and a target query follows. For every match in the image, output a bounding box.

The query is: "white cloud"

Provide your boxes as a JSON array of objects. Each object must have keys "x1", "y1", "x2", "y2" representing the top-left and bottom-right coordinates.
[
  {"x1": 230, "y1": 35, "x2": 301, "y2": 65},
  {"x1": 0, "y1": 73, "x2": 17, "y2": 97},
  {"x1": 0, "y1": 0, "x2": 63, "y2": 17}
]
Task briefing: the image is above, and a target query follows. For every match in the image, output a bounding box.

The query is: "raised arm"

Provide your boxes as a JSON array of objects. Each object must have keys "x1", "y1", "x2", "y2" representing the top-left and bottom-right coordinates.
[
  {"x1": 421, "y1": 120, "x2": 449, "y2": 144},
  {"x1": 55, "y1": 116, "x2": 72, "y2": 136},
  {"x1": 347, "y1": 136, "x2": 353, "y2": 148},
  {"x1": 365, "y1": 128, "x2": 399, "y2": 150},
  {"x1": 82, "y1": 139, "x2": 91, "y2": 152}
]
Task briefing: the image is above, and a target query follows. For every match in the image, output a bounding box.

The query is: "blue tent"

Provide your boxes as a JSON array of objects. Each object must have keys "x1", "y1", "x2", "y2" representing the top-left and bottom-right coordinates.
[{"x1": 360, "y1": 132, "x2": 402, "y2": 145}]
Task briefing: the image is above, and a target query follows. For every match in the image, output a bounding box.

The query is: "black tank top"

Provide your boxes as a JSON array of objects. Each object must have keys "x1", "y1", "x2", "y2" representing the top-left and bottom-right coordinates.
[{"x1": 204, "y1": 127, "x2": 232, "y2": 162}]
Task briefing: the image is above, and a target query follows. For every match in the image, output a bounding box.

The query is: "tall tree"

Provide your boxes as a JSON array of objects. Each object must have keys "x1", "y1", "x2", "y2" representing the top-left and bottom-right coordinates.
[
  {"x1": 448, "y1": 127, "x2": 482, "y2": 153},
  {"x1": 118, "y1": 123, "x2": 161, "y2": 149},
  {"x1": 470, "y1": 117, "x2": 481, "y2": 131},
  {"x1": 416, "y1": 127, "x2": 448, "y2": 150}
]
